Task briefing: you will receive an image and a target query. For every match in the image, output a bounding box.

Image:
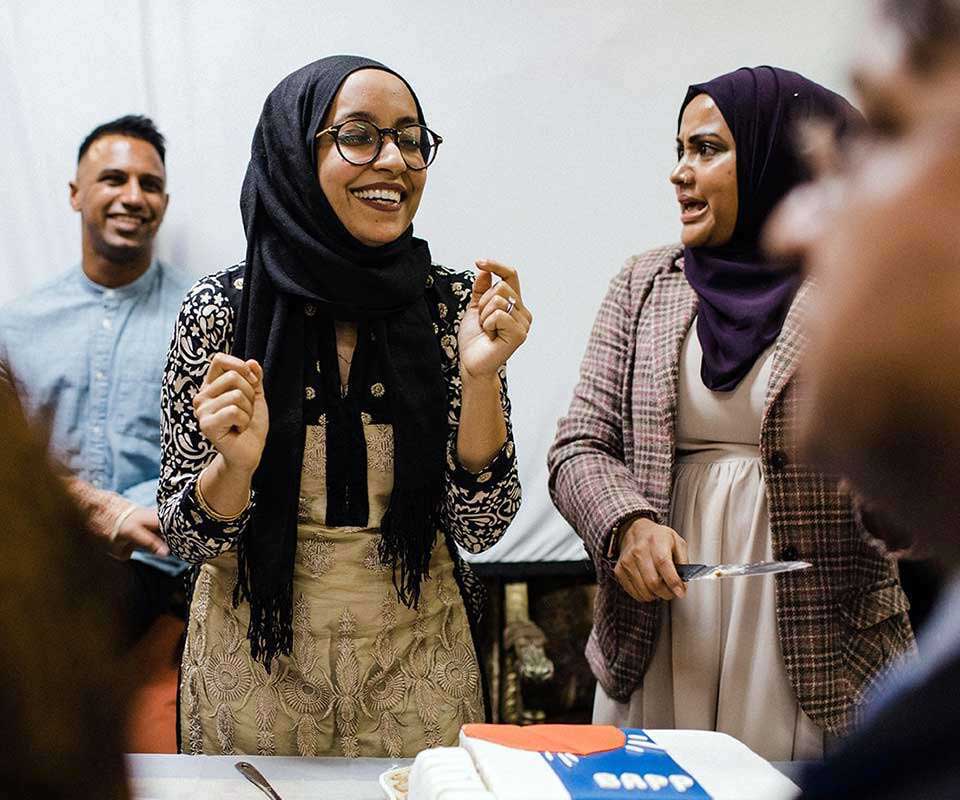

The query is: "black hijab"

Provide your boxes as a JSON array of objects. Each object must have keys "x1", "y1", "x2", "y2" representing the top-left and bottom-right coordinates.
[
  {"x1": 233, "y1": 55, "x2": 446, "y2": 667},
  {"x1": 679, "y1": 66, "x2": 860, "y2": 390}
]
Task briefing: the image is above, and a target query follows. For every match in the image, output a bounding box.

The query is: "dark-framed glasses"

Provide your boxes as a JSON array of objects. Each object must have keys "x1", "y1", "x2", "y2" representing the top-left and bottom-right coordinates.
[{"x1": 316, "y1": 120, "x2": 442, "y2": 170}]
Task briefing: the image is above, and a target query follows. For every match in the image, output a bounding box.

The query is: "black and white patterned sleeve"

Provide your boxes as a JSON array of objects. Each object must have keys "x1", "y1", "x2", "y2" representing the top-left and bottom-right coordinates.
[
  {"x1": 433, "y1": 267, "x2": 521, "y2": 553},
  {"x1": 158, "y1": 268, "x2": 255, "y2": 563}
]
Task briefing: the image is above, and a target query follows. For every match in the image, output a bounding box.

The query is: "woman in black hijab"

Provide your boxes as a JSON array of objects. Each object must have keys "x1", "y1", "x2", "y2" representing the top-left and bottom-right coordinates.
[
  {"x1": 549, "y1": 66, "x2": 914, "y2": 760},
  {"x1": 158, "y1": 55, "x2": 530, "y2": 756}
]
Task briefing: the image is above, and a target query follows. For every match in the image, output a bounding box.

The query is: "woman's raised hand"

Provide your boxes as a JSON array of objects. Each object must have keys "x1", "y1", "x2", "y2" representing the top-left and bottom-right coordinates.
[
  {"x1": 458, "y1": 259, "x2": 532, "y2": 379},
  {"x1": 193, "y1": 354, "x2": 269, "y2": 475},
  {"x1": 614, "y1": 517, "x2": 688, "y2": 602}
]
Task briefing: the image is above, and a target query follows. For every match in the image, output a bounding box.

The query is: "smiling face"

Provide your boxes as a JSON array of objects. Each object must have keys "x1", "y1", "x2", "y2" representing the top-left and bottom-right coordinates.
[
  {"x1": 316, "y1": 69, "x2": 427, "y2": 247},
  {"x1": 70, "y1": 134, "x2": 168, "y2": 266},
  {"x1": 671, "y1": 93, "x2": 739, "y2": 248}
]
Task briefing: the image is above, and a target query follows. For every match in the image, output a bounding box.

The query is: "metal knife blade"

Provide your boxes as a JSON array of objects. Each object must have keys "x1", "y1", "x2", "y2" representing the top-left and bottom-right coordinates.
[{"x1": 677, "y1": 560, "x2": 811, "y2": 581}]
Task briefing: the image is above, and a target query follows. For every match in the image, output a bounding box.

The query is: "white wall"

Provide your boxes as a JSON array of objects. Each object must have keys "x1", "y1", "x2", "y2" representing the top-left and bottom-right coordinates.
[{"x1": 0, "y1": 0, "x2": 868, "y2": 562}]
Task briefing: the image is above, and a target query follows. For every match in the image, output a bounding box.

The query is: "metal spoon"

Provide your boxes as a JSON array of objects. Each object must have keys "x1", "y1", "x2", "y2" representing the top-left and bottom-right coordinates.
[{"x1": 235, "y1": 761, "x2": 283, "y2": 800}]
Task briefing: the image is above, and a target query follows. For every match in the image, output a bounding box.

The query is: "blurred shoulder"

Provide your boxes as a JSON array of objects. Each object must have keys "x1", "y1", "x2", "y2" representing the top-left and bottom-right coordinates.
[
  {"x1": 156, "y1": 261, "x2": 197, "y2": 294},
  {"x1": 622, "y1": 244, "x2": 684, "y2": 281},
  {"x1": 607, "y1": 244, "x2": 684, "y2": 298},
  {"x1": 0, "y1": 266, "x2": 79, "y2": 313},
  {"x1": 181, "y1": 263, "x2": 245, "y2": 315}
]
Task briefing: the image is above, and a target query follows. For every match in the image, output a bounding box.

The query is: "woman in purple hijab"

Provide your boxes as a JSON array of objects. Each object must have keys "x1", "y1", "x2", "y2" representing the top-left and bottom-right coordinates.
[{"x1": 549, "y1": 66, "x2": 914, "y2": 760}]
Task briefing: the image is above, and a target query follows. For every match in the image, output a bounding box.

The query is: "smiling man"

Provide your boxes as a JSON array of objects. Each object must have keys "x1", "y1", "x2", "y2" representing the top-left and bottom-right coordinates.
[{"x1": 0, "y1": 115, "x2": 192, "y2": 643}]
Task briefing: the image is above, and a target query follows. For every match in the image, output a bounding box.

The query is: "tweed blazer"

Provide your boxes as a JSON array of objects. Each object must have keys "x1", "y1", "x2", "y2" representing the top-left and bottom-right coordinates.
[{"x1": 547, "y1": 244, "x2": 915, "y2": 735}]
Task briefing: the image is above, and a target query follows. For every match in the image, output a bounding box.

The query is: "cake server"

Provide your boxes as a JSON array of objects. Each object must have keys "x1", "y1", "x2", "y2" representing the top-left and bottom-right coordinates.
[
  {"x1": 235, "y1": 761, "x2": 284, "y2": 800},
  {"x1": 677, "y1": 560, "x2": 811, "y2": 581}
]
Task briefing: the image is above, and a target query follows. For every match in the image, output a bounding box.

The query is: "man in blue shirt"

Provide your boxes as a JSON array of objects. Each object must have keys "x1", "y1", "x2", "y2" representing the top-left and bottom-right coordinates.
[{"x1": 0, "y1": 115, "x2": 193, "y2": 640}]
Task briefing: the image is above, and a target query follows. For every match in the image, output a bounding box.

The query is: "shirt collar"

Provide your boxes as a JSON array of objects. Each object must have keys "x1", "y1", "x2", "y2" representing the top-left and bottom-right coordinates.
[
  {"x1": 77, "y1": 259, "x2": 160, "y2": 298},
  {"x1": 915, "y1": 569, "x2": 960, "y2": 667}
]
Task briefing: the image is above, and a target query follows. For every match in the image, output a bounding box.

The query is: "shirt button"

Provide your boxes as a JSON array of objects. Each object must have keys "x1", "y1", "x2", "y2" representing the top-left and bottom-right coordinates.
[
  {"x1": 95, "y1": 370, "x2": 105, "y2": 381},
  {"x1": 101, "y1": 318, "x2": 112, "y2": 330},
  {"x1": 305, "y1": 304, "x2": 317, "y2": 317},
  {"x1": 91, "y1": 425, "x2": 102, "y2": 435},
  {"x1": 780, "y1": 545, "x2": 799, "y2": 561}
]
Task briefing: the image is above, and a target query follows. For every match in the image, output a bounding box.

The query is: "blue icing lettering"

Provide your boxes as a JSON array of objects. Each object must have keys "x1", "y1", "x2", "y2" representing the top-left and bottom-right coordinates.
[{"x1": 540, "y1": 729, "x2": 711, "y2": 798}]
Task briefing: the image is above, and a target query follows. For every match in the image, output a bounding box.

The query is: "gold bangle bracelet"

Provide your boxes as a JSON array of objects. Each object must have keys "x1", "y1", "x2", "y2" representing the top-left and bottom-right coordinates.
[{"x1": 195, "y1": 473, "x2": 250, "y2": 522}]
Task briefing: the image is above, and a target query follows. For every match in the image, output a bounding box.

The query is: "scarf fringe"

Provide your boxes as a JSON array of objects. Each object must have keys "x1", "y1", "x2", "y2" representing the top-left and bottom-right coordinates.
[
  {"x1": 378, "y1": 487, "x2": 439, "y2": 608},
  {"x1": 233, "y1": 532, "x2": 294, "y2": 671}
]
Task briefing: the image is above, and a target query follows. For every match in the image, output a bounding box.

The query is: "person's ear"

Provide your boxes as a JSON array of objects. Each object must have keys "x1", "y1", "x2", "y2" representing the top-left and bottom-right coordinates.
[
  {"x1": 69, "y1": 180, "x2": 81, "y2": 212},
  {"x1": 158, "y1": 192, "x2": 171, "y2": 223}
]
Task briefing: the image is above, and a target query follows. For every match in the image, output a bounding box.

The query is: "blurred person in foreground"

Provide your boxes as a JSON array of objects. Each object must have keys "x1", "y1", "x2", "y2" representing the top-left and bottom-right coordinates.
[
  {"x1": 765, "y1": 1, "x2": 960, "y2": 795},
  {"x1": 0, "y1": 115, "x2": 192, "y2": 643},
  {"x1": 0, "y1": 382, "x2": 129, "y2": 798}
]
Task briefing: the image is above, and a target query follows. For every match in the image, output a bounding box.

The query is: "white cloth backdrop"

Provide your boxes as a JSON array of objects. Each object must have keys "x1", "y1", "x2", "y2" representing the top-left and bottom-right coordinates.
[{"x1": 0, "y1": 1, "x2": 866, "y2": 564}]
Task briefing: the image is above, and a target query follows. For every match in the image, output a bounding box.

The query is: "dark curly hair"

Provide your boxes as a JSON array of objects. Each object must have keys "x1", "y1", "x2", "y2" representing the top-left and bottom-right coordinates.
[
  {"x1": 77, "y1": 114, "x2": 165, "y2": 164},
  {"x1": 881, "y1": 0, "x2": 960, "y2": 70}
]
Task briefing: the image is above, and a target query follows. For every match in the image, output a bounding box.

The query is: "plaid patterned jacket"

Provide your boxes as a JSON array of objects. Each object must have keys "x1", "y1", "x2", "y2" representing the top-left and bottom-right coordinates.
[{"x1": 547, "y1": 245, "x2": 915, "y2": 735}]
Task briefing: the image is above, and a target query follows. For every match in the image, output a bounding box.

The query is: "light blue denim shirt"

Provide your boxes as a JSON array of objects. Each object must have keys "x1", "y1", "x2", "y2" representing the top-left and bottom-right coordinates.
[{"x1": 0, "y1": 260, "x2": 193, "y2": 512}]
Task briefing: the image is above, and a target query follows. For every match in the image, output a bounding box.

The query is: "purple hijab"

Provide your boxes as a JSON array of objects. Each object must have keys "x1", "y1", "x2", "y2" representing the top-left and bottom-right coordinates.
[{"x1": 679, "y1": 66, "x2": 860, "y2": 391}]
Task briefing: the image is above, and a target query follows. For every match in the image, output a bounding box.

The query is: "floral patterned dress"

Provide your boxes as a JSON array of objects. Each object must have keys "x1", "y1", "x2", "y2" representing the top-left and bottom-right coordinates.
[{"x1": 158, "y1": 263, "x2": 521, "y2": 756}]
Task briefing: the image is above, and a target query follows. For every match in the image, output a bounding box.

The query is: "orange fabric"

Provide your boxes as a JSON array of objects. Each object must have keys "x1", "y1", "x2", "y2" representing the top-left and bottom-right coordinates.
[
  {"x1": 462, "y1": 724, "x2": 626, "y2": 755},
  {"x1": 124, "y1": 614, "x2": 183, "y2": 753}
]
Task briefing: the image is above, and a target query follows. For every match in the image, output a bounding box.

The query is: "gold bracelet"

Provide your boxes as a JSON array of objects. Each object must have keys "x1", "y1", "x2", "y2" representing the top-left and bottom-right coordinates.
[{"x1": 195, "y1": 473, "x2": 249, "y2": 522}]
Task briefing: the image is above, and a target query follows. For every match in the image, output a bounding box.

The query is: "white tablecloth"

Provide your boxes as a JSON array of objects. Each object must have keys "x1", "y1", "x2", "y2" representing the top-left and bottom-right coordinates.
[
  {"x1": 127, "y1": 755, "x2": 412, "y2": 800},
  {"x1": 127, "y1": 753, "x2": 804, "y2": 799}
]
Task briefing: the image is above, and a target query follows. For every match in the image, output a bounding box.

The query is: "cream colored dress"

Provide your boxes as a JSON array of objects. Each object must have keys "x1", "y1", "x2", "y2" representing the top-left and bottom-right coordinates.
[
  {"x1": 179, "y1": 418, "x2": 484, "y2": 757},
  {"x1": 594, "y1": 321, "x2": 824, "y2": 762}
]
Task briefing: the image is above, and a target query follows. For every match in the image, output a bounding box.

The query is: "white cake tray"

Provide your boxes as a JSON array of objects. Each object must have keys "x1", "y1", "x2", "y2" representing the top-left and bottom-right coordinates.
[{"x1": 379, "y1": 765, "x2": 410, "y2": 800}]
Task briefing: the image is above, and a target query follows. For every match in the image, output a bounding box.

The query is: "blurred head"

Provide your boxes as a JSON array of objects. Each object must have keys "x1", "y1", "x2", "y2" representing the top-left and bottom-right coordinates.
[
  {"x1": 0, "y1": 381, "x2": 129, "y2": 797},
  {"x1": 315, "y1": 69, "x2": 428, "y2": 247},
  {"x1": 71, "y1": 116, "x2": 168, "y2": 268},
  {"x1": 765, "y1": 0, "x2": 960, "y2": 559},
  {"x1": 671, "y1": 93, "x2": 738, "y2": 248}
]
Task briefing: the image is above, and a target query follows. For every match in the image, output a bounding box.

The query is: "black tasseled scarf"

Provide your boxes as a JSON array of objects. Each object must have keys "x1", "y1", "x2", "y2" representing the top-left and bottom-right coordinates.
[{"x1": 231, "y1": 55, "x2": 446, "y2": 668}]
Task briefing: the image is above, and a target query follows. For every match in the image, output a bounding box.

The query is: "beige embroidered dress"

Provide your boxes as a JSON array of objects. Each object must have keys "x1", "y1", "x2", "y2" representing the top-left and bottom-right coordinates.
[
  {"x1": 159, "y1": 264, "x2": 522, "y2": 757},
  {"x1": 594, "y1": 321, "x2": 824, "y2": 762},
  {"x1": 181, "y1": 420, "x2": 482, "y2": 756}
]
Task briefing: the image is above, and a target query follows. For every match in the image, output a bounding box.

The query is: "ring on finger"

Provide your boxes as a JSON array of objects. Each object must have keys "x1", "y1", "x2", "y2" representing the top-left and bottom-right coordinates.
[{"x1": 505, "y1": 297, "x2": 516, "y2": 315}]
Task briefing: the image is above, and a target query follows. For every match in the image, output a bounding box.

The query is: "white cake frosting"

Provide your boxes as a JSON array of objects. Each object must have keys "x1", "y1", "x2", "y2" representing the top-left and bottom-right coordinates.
[{"x1": 408, "y1": 727, "x2": 800, "y2": 800}]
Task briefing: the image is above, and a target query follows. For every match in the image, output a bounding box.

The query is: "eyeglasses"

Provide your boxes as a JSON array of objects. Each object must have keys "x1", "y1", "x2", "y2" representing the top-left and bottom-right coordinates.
[{"x1": 316, "y1": 120, "x2": 443, "y2": 171}]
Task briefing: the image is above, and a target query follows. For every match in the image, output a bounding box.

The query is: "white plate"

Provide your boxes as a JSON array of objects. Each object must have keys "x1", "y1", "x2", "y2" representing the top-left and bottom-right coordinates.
[{"x1": 379, "y1": 766, "x2": 410, "y2": 800}]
